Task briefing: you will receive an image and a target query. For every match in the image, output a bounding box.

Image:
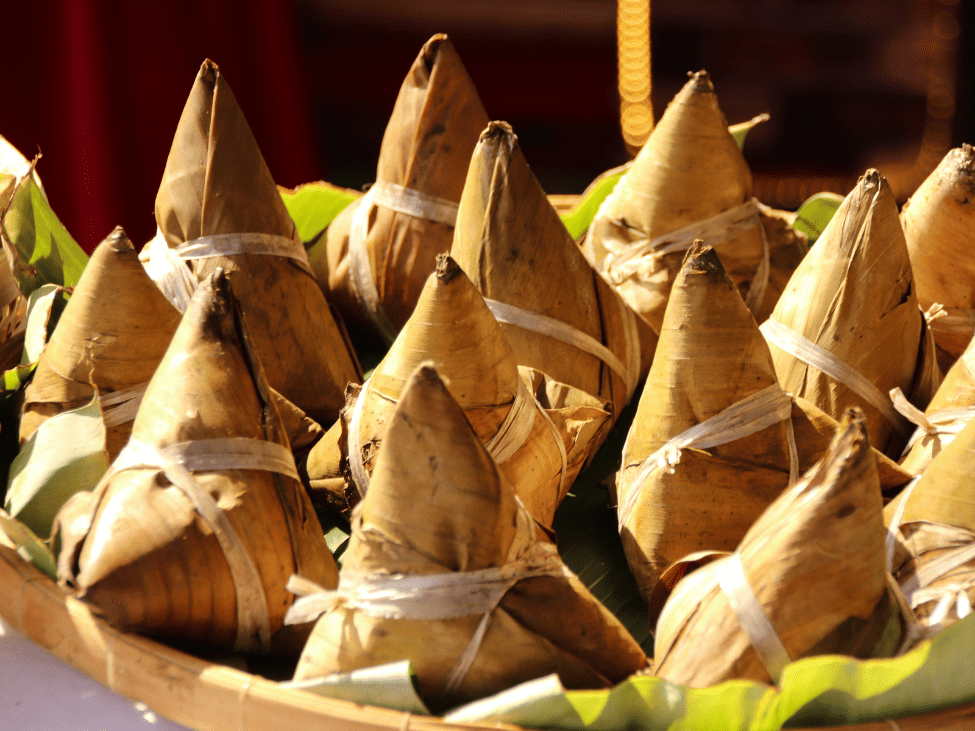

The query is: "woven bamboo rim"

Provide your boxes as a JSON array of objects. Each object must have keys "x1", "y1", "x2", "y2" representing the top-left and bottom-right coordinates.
[{"x1": 3, "y1": 544, "x2": 974, "y2": 730}]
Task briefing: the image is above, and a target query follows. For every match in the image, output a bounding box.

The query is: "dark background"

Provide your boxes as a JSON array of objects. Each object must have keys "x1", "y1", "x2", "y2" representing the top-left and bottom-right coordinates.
[{"x1": 2, "y1": 0, "x2": 971, "y2": 254}]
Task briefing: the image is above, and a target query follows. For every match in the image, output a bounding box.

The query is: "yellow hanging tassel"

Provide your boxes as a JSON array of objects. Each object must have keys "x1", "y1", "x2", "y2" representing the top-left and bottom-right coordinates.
[{"x1": 617, "y1": 0, "x2": 653, "y2": 155}]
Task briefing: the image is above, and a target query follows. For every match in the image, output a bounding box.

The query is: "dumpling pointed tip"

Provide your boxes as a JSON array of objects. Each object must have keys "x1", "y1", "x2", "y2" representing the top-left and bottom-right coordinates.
[
  {"x1": 435, "y1": 254, "x2": 463, "y2": 283},
  {"x1": 862, "y1": 168, "x2": 883, "y2": 185},
  {"x1": 204, "y1": 265, "x2": 229, "y2": 287},
  {"x1": 421, "y1": 33, "x2": 451, "y2": 60},
  {"x1": 480, "y1": 120, "x2": 517, "y2": 145},
  {"x1": 686, "y1": 69, "x2": 714, "y2": 93},
  {"x1": 103, "y1": 226, "x2": 134, "y2": 253},
  {"x1": 682, "y1": 242, "x2": 725, "y2": 275},
  {"x1": 837, "y1": 407, "x2": 870, "y2": 445},
  {"x1": 839, "y1": 407, "x2": 868, "y2": 430},
  {"x1": 404, "y1": 361, "x2": 444, "y2": 389},
  {"x1": 822, "y1": 407, "x2": 875, "y2": 476},
  {"x1": 199, "y1": 58, "x2": 219, "y2": 84},
  {"x1": 194, "y1": 267, "x2": 233, "y2": 313},
  {"x1": 937, "y1": 144, "x2": 975, "y2": 175},
  {"x1": 847, "y1": 168, "x2": 895, "y2": 211}
]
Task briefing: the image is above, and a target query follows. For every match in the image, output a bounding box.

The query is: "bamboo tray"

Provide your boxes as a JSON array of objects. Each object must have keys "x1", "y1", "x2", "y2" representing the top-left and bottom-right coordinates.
[{"x1": 3, "y1": 544, "x2": 975, "y2": 731}]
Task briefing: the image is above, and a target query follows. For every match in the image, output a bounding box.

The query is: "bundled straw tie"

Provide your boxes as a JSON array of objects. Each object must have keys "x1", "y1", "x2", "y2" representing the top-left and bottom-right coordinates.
[
  {"x1": 348, "y1": 375, "x2": 567, "y2": 500},
  {"x1": 483, "y1": 296, "x2": 641, "y2": 400},
  {"x1": 368, "y1": 182, "x2": 460, "y2": 227},
  {"x1": 599, "y1": 197, "x2": 769, "y2": 314},
  {"x1": 349, "y1": 183, "x2": 461, "y2": 343},
  {"x1": 927, "y1": 306, "x2": 975, "y2": 335},
  {"x1": 142, "y1": 228, "x2": 313, "y2": 313},
  {"x1": 901, "y1": 541, "x2": 975, "y2": 610},
  {"x1": 178, "y1": 232, "x2": 312, "y2": 270},
  {"x1": 284, "y1": 539, "x2": 568, "y2": 624},
  {"x1": 761, "y1": 318, "x2": 913, "y2": 439},
  {"x1": 618, "y1": 384, "x2": 797, "y2": 530},
  {"x1": 885, "y1": 476, "x2": 921, "y2": 573},
  {"x1": 886, "y1": 477, "x2": 975, "y2": 617},
  {"x1": 890, "y1": 386, "x2": 975, "y2": 457},
  {"x1": 142, "y1": 229, "x2": 199, "y2": 313},
  {"x1": 39, "y1": 356, "x2": 149, "y2": 430},
  {"x1": 98, "y1": 382, "x2": 150, "y2": 428},
  {"x1": 285, "y1": 501, "x2": 570, "y2": 699},
  {"x1": 108, "y1": 436, "x2": 302, "y2": 653},
  {"x1": 716, "y1": 552, "x2": 792, "y2": 684},
  {"x1": 911, "y1": 580, "x2": 975, "y2": 628}
]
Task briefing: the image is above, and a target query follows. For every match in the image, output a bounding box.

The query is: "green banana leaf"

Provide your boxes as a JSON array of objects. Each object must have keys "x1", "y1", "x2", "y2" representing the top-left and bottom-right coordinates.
[
  {"x1": 0, "y1": 508, "x2": 56, "y2": 580},
  {"x1": 280, "y1": 182, "x2": 360, "y2": 244},
  {"x1": 1, "y1": 363, "x2": 33, "y2": 402},
  {"x1": 0, "y1": 172, "x2": 88, "y2": 297},
  {"x1": 21, "y1": 283, "x2": 68, "y2": 366},
  {"x1": 729, "y1": 114, "x2": 771, "y2": 150},
  {"x1": 316, "y1": 611, "x2": 968, "y2": 729},
  {"x1": 1, "y1": 284, "x2": 68, "y2": 494},
  {"x1": 791, "y1": 192, "x2": 844, "y2": 246},
  {"x1": 559, "y1": 166, "x2": 630, "y2": 241},
  {"x1": 5, "y1": 397, "x2": 108, "y2": 538},
  {"x1": 323, "y1": 522, "x2": 351, "y2": 564},
  {"x1": 283, "y1": 660, "x2": 430, "y2": 715}
]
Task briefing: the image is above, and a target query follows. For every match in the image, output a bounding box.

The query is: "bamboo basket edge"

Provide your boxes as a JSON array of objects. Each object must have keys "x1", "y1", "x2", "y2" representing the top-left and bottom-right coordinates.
[
  {"x1": 3, "y1": 544, "x2": 975, "y2": 731},
  {"x1": 0, "y1": 545, "x2": 518, "y2": 731}
]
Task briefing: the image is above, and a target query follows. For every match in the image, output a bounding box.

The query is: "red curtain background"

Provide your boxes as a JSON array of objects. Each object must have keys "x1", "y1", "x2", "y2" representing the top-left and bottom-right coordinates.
[
  {"x1": 4, "y1": 2, "x2": 971, "y2": 254},
  {"x1": 2, "y1": 2, "x2": 320, "y2": 252}
]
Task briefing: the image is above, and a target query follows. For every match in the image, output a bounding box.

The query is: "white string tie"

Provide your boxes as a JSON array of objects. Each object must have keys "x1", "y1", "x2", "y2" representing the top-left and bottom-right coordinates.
[
  {"x1": 600, "y1": 198, "x2": 769, "y2": 315},
  {"x1": 141, "y1": 228, "x2": 198, "y2": 313},
  {"x1": 618, "y1": 384, "x2": 796, "y2": 530},
  {"x1": 890, "y1": 386, "x2": 975, "y2": 458},
  {"x1": 177, "y1": 232, "x2": 313, "y2": 274},
  {"x1": 98, "y1": 382, "x2": 150, "y2": 428},
  {"x1": 285, "y1": 500, "x2": 569, "y2": 699},
  {"x1": 141, "y1": 229, "x2": 310, "y2": 313},
  {"x1": 484, "y1": 298, "x2": 639, "y2": 400},
  {"x1": 109, "y1": 436, "x2": 300, "y2": 652},
  {"x1": 717, "y1": 552, "x2": 792, "y2": 684},
  {"x1": 348, "y1": 183, "x2": 460, "y2": 343},
  {"x1": 927, "y1": 306, "x2": 975, "y2": 335},
  {"x1": 760, "y1": 318, "x2": 912, "y2": 439}
]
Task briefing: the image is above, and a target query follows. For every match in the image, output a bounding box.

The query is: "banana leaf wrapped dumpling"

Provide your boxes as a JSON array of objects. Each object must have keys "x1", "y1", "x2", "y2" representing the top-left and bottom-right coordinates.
[
  {"x1": 20, "y1": 227, "x2": 182, "y2": 460},
  {"x1": 762, "y1": 169, "x2": 940, "y2": 458},
  {"x1": 618, "y1": 245, "x2": 796, "y2": 606},
  {"x1": 654, "y1": 410, "x2": 913, "y2": 688},
  {"x1": 289, "y1": 364, "x2": 648, "y2": 710},
  {"x1": 305, "y1": 255, "x2": 610, "y2": 527},
  {"x1": 451, "y1": 122, "x2": 644, "y2": 433},
  {"x1": 150, "y1": 59, "x2": 361, "y2": 426},
  {"x1": 887, "y1": 414, "x2": 975, "y2": 635},
  {"x1": 901, "y1": 144, "x2": 975, "y2": 368},
  {"x1": 54, "y1": 270, "x2": 337, "y2": 653},
  {"x1": 316, "y1": 34, "x2": 490, "y2": 346},
  {"x1": 582, "y1": 71, "x2": 771, "y2": 333},
  {"x1": 621, "y1": 245, "x2": 914, "y2": 610}
]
